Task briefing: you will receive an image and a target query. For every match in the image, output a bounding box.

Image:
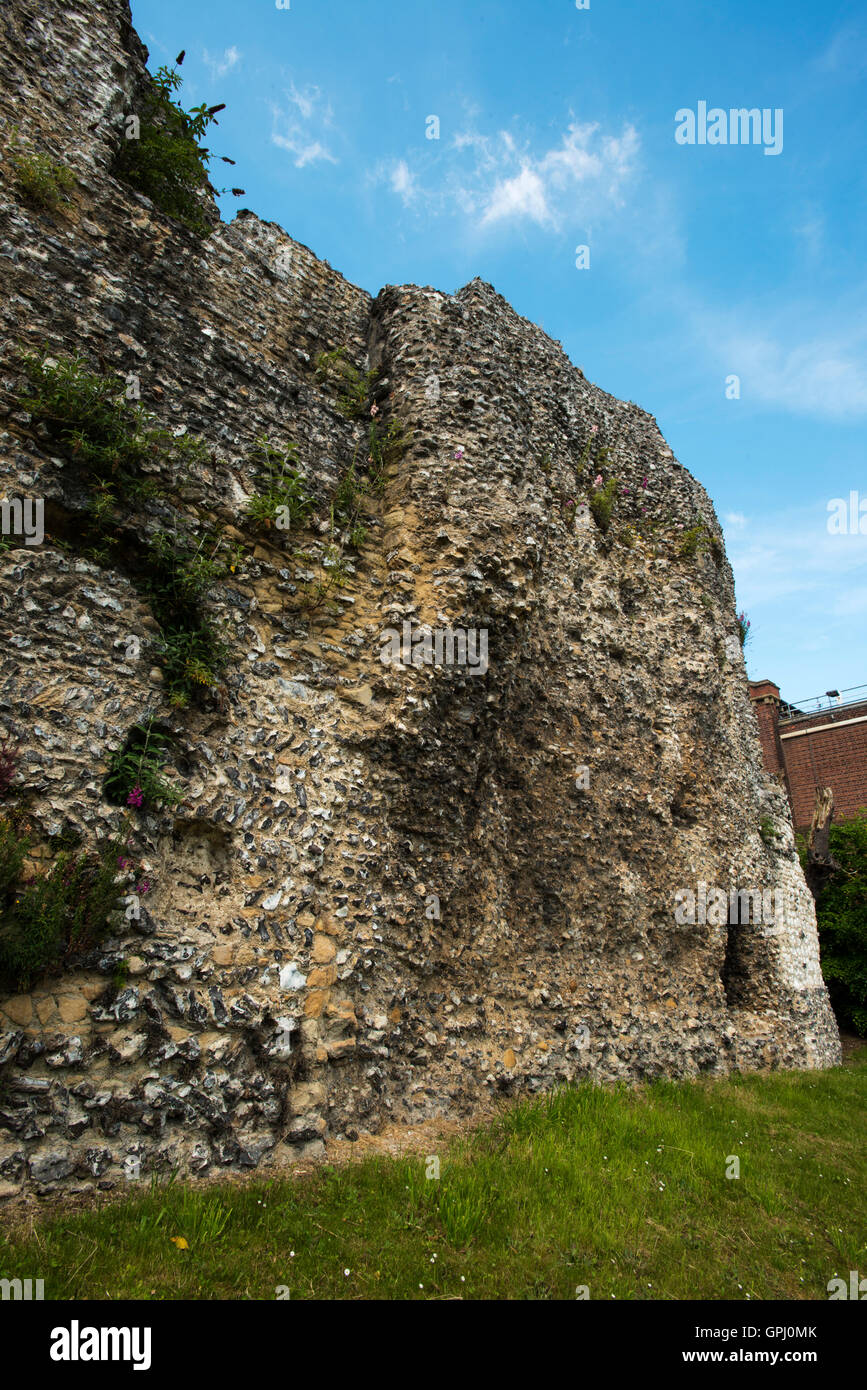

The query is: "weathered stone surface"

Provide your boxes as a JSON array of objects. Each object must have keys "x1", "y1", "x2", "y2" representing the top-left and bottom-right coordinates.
[{"x1": 0, "y1": 0, "x2": 840, "y2": 1191}]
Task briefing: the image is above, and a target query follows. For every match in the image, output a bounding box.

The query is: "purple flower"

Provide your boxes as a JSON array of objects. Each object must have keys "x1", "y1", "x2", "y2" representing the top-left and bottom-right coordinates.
[
  {"x1": 642, "y1": 477, "x2": 648, "y2": 488},
  {"x1": 454, "y1": 447, "x2": 465, "y2": 461},
  {"x1": 127, "y1": 787, "x2": 144, "y2": 808},
  {"x1": 136, "y1": 879, "x2": 151, "y2": 895},
  {"x1": 117, "y1": 855, "x2": 130, "y2": 869}
]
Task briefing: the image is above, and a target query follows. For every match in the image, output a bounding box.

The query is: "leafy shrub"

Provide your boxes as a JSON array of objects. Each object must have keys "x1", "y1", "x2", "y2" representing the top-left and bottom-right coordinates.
[
  {"x1": 113, "y1": 65, "x2": 228, "y2": 236},
  {"x1": 18, "y1": 351, "x2": 207, "y2": 494},
  {"x1": 367, "y1": 416, "x2": 412, "y2": 492},
  {"x1": 679, "y1": 521, "x2": 724, "y2": 562},
  {"x1": 144, "y1": 529, "x2": 238, "y2": 702},
  {"x1": 245, "y1": 437, "x2": 315, "y2": 533},
  {"x1": 0, "y1": 817, "x2": 143, "y2": 993},
  {"x1": 807, "y1": 811, "x2": 867, "y2": 1035},
  {"x1": 315, "y1": 348, "x2": 379, "y2": 420},
  {"x1": 759, "y1": 815, "x2": 780, "y2": 847},
  {"x1": 9, "y1": 138, "x2": 75, "y2": 212},
  {"x1": 589, "y1": 478, "x2": 619, "y2": 532},
  {"x1": 0, "y1": 738, "x2": 18, "y2": 801},
  {"x1": 18, "y1": 352, "x2": 237, "y2": 704},
  {"x1": 680, "y1": 523, "x2": 710, "y2": 559},
  {"x1": 104, "y1": 718, "x2": 183, "y2": 811},
  {"x1": 737, "y1": 611, "x2": 751, "y2": 647}
]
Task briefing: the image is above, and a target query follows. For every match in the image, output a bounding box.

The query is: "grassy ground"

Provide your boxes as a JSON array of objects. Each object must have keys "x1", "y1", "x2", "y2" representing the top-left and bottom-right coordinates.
[{"x1": 2, "y1": 1045, "x2": 865, "y2": 1301}]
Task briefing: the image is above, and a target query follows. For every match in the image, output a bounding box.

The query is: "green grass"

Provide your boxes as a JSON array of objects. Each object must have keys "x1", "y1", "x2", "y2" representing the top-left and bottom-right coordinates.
[{"x1": 1, "y1": 1049, "x2": 864, "y2": 1300}]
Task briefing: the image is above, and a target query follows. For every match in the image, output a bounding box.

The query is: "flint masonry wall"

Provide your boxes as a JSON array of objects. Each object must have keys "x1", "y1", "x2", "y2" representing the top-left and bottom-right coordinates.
[{"x1": 0, "y1": 0, "x2": 840, "y2": 1196}]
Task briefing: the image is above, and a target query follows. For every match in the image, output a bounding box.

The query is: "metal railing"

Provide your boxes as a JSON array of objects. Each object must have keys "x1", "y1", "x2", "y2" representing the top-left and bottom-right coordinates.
[{"x1": 779, "y1": 683, "x2": 867, "y2": 723}]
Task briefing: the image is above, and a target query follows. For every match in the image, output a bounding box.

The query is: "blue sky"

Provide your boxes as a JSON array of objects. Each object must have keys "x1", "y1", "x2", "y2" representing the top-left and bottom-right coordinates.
[{"x1": 131, "y1": 0, "x2": 867, "y2": 708}]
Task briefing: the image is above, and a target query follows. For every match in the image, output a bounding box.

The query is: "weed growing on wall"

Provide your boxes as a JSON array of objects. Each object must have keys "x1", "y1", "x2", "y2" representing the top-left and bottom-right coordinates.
[
  {"x1": 8, "y1": 137, "x2": 75, "y2": 214},
  {"x1": 16, "y1": 352, "x2": 239, "y2": 705},
  {"x1": 0, "y1": 738, "x2": 18, "y2": 801},
  {"x1": 315, "y1": 348, "x2": 379, "y2": 421},
  {"x1": 589, "y1": 477, "x2": 619, "y2": 532},
  {"x1": 114, "y1": 63, "x2": 232, "y2": 236},
  {"x1": 144, "y1": 528, "x2": 239, "y2": 704},
  {"x1": 679, "y1": 520, "x2": 723, "y2": 562},
  {"x1": 104, "y1": 718, "x2": 183, "y2": 811},
  {"x1": 0, "y1": 816, "x2": 147, "y2": 993},
  {"x1": 18, "y1": 351, "x2": 207, "y2": 495},
  {"x1": 245, "y1": 437, "x2": 315, "y2": 533},
  {"x1": 800, "y1": 811, "x2": 867, "y2": 1036}
]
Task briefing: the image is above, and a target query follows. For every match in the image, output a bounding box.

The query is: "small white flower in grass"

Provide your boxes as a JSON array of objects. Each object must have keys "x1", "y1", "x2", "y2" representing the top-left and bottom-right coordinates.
[
  {"x1": 344, "y1": 1268, "x2": 350, "y2": 1277},
  {"x1": 419, "y1": 1283, "x2": 423, "y2": 1289},
  {"x1": 290, "y1": 1251, "x2": 295, "y2": 1258}
]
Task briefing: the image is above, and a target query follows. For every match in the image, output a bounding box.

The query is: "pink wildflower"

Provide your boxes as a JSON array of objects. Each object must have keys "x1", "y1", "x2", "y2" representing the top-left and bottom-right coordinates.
[
  {"x1": 454, "y1": 447, "x2": 465, "y2": 461},
  {"x1": 127, "y1": 787, "x2": 144, "y2": 809},
  {"x1": 593, "y1": 474, "x2": 603, "y2": 488},
  {"x1": 370, "y1": 403, "x2": 379, "y2": 417}
]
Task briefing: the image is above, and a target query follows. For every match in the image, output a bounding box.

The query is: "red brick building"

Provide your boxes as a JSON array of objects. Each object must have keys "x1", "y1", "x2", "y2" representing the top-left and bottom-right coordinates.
[{"x1": 749, "y1": 680, "x2": 867, "y2": 830}]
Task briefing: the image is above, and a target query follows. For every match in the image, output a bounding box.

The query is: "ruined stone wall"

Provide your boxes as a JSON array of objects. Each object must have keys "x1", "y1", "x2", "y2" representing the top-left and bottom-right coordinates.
[{"x1": 0, "y1": 0, "x2": 839, "y2": 1197}]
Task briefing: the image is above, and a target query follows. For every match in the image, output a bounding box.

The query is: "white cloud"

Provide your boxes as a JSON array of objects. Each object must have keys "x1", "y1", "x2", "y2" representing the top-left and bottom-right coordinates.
[
  {"x1": 720, "y1": 329, "x2": 867, "y2": 419},
  {"x1": 479, "y1": 120, "x2": 638, "y2": 229},
  {"x1": 390, "y1": 159, "x2": 416, "y2": 202},
  {"x1": 481, "y1": 164, "x2": 551, "y2": 226},
  {"x1": 726, "y1": 504, "x2": 867, "y2": 609},
  {"x1": 724, "y1": 512, "x2": 748, "y2": 528},
  {"x1": 287, "y1": 82, "x2": 321, "y2": 121},
  {"x1": 379, "y1": 117, "x2": 639, "y2": 232},
  {"x1": 271, "y1": 83, "x2": 337, "y2": 168},
  {"x1": 203, "y1": 46, "x2": 240, "y2": 80}
]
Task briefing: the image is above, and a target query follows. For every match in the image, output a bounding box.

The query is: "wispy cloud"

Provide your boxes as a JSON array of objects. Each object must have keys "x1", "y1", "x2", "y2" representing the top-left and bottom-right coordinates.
[
  {"x1": 719, "y1": 327, "x2": 867, "y2": 419},
  {"x1": 725, "y1": 503, "x2": 867, "y2": 609},
  {"x1": 390, "y1": 159, "x2": 416, "y2": 201},
  {"x1": 203, "y1": 46, "x2": 240, "y2": 80},
  {"x1": 815, "y1": 23, "x2": 867, "y2": 80},
  {"x1": 378, "y1": 117, "x2": 639, "y2": 232},
  {"x1": 271, "y1": 81, "x2": 338, "y2": 168}
]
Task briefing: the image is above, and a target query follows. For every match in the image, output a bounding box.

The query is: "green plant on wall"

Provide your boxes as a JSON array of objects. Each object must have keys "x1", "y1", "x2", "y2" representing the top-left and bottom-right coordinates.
[
  {"x1": 759, "y1": 815, "x2": 780, "y2": 847},
  {"x1": 18, "y1": 351, "x2": 207, "y2": 496},
  {"x1": 0, "y1": 815, "x2": 149, "y2": 994},
  {"x1": 103, "y1": 718, "x2": 183, "y2": 811},
  {"x1": 800, "y1": 810, "x2": 867, "y2": 1036},
  {"x1": 245, "y1": 437, "x2": 315, "y2": 533},
  {"x1": 679, "y1": 520, "x2": 723, "y2": 563},
  {"x1": 7, "y1": 131, "x2": 75, "y2": 214},
  {"x1": 589, "y1": 477, "x2": 619, "y2": 532},
  {"x1": 113, "y1": 62, "x2": 238, "y2": 236},
  {"x1": 144, "y1": 528, "x2": 239, "y2": 704},
  {"x1": 315, "y1": 348, "x2": 379, "y2": 421},
  {"x1": 16, "y1": 352, "x2": 239, "y2": 706}
]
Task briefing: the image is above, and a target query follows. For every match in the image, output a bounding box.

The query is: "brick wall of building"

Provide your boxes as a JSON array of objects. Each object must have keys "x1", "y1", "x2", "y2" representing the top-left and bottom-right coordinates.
[{"x1": 749, "y1": 682, "x2": 867, "y2": 830}]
